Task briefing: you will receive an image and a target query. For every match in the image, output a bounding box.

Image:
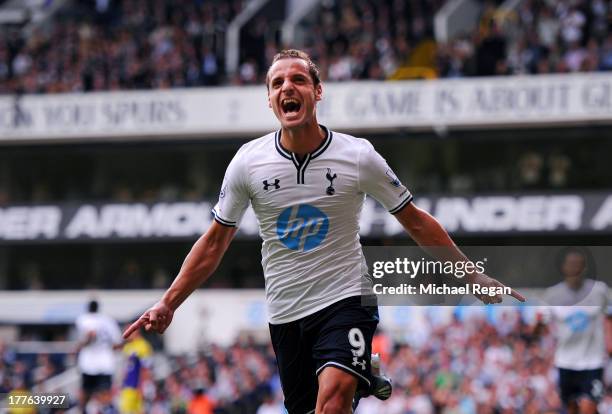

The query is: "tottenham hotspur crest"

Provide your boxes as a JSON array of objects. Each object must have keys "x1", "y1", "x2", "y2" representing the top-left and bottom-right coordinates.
[{"x1": 325, "y1": 168, "x2": 337, "y2": 195}]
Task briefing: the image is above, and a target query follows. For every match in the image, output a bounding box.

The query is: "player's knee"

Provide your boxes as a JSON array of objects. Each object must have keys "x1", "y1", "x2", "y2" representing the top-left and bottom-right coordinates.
[
  {"x1": 319, "y1": 391, "x2": 351, "y2": 414},
  {"x1": 577, "y1": 398, "x2": 597, "y2": 414},
  {"x1": 318, "y1": 375, "x2": 356, "y2": 414}
]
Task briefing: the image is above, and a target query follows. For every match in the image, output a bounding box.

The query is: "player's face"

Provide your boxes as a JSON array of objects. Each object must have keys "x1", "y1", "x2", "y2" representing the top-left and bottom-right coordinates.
[
  {"x1": 267, "y1": 58, "x2": 322, "y2": 129},
  {"x1": 561, "y1": 252, "x2": 586, "y2": 279}
]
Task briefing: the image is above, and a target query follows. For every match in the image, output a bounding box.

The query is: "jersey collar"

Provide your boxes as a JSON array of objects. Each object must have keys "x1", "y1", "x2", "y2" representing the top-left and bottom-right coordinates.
[{"x1": 274, "y1": 125, "x2": 333, "y2": 161}]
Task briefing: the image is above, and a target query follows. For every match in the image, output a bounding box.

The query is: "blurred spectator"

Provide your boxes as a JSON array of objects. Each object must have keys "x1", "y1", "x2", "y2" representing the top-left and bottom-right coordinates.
[
  {"x1": 117, "y1": 259, "x2": 145, "y2": 289},
  {"x1": 600, "y1": 34, "x2": 612, "y2": 70},
  {"x1": 476, "y1": 21, "x2": 507, "y2": 76},
  {"x1": 517, "y1": 151, "x2": 544, "y2": 189},
  {"x1": 548, "y1": 152, "x2": 571, "y2": 188},
  {"x1": 31, "y1": 353, "x2": 57, "y2": 384},
  {"x1": 188, "y1": 387, "x2": 215, "y2": 414}
]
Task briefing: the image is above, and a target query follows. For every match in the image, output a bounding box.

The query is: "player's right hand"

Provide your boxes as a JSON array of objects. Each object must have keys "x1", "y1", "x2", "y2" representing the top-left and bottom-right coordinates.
[{"x1": 123, "y1": 301, "x2": 174, "y2": 338}]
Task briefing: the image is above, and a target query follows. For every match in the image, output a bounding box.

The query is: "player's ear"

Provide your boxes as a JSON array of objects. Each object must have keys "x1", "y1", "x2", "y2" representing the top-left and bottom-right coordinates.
[
  {"x1": 315, "y1": 82, "x2": 322, "y2": 101},
  {"x1": 266, "y1": 76, "x2": 272, "y2": 108}
]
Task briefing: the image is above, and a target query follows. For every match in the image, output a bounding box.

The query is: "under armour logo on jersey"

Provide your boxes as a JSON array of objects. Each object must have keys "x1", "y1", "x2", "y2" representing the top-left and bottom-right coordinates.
[
  {"x1": 263, "y1": 179, "x2": 280, "y2": 190},
  {"x1": 352, "y1": 357, "x2": 367, "y2": 371},
  {"x1": 325, "y1": 168, "x2": 337, "y2": 195}
]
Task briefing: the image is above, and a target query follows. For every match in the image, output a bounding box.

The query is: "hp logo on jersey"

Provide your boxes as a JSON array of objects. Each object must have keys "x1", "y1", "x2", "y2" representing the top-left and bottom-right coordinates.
[
  {"x1": 565, "y1": 311, "x2": 590, "y2": 333},
  {"x1": 276, "y1": 204, "x2": 329, "y2": 251}
]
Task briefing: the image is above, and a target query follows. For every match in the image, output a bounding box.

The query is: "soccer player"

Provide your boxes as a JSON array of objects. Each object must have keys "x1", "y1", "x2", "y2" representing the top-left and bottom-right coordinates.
[
  {"x1": 124, "y1": 49, "x2": 524, "y2": 414},
  {"x1": 76, "y1": 299, "x2": 123, "y2": 410},
  {"x1": 540, "y1": 247, "x2": 611, "y2": 414},
  {"x1": 119, "y1": 327, "x2": 153, "y2": 414}
]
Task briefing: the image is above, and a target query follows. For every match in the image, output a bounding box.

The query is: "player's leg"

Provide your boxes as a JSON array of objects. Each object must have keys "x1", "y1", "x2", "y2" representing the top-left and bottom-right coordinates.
[
  {"x1": 559, "y1": 368, "x2": 578, "y2": 414},
  {"x1": 566, "y1": 401, "x2": 578, "y2": 414},
  {"x1": 96, "y1": 375, "x2": 114, "y2": 411},
  {"x1": 576, "y1": 398, "x2": 598, "y2": 414},
  {"x1": 575, "y1": 368, "x2": 604, "y2": 414},
  {"x1": 269, "y1": 320, "x2": 318, "y2": 413},
  {"x1": 351, "y1": 353, "x2": 392, "y2": 410},
  {"x1": 80, "y1": 373, "x2": 95, "y2": 409},
  {"x1": 310, "y1": 297, "x2": 380, "y2": 411},
  {"x1": 315, "y1": 366, "x2": 358, "y2": 414}
]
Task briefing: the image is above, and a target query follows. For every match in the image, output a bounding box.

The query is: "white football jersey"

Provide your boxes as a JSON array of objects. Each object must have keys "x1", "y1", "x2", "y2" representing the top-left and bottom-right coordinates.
[
  {"x1": 543, "y1": 279, "x2": 609, "y2": 370},
  {"x1": 75, "y1": 312, "x2": 123, "y2": 375},
  {"x1": 213, "y1": 126, "x2": 412, "y2": 324}
]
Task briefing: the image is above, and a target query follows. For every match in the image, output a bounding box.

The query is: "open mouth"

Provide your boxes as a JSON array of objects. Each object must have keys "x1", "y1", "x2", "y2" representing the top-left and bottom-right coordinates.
[{"x1": 281, "y1": 98, "x2": 301, "y2": 114}]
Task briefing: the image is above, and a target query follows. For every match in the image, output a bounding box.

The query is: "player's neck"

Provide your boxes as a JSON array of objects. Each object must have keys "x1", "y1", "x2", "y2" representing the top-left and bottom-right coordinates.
[
  {"x1": 565, "y1": 277, "x2": 584, "y2": 290},
  {"x1": 280, "y1": 121, "x2": 325, "y2": 158}
]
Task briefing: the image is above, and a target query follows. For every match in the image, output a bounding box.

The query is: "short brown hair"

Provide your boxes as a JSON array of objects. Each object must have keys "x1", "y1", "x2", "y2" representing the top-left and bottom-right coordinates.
[{"x1": 266, "y1": 49, "x2": 321, "y2": 88}]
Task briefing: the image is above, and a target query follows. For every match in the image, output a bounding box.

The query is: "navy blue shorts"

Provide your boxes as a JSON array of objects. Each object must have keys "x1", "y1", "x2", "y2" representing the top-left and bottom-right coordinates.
[
  {"x1": 269, "y1": 296, "x2": 379, "y2": 414},
  {"x1": 81, "y1": 373, "x2": 112, "y2": 394},
  {"x1": 558, "y1": 367, "x2": 604, "y2": 404}
]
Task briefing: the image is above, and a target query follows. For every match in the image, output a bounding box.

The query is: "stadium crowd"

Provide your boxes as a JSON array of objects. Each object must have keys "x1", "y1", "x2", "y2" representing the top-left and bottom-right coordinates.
[
  {"x1": 296, "y1": 0, "x2": 444, "y2": 81},
  {"x1": 1, "y1": 0, "x2": 611, "y2": 94},
  {"x1": 4, "y1": 309, "x2": 611, "y2": 413},
  {"x1": 0, "y1": 339, "x2": 68, "y2": 396},
  {"x1": 439, "y1": 0, "x2": 612, "y2": 77},
  {"x1": 0, "y1": 0, "x2": 243, "y2": 94}
]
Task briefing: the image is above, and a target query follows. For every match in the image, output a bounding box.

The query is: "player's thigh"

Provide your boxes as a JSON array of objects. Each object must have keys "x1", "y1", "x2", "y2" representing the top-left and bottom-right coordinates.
[
  {"x1": 559, "y1": 368, "x2": 604, "y2": 409},
  {"x1": 97, "y1": 374, "x2": 113, "y2": 392},
  {"x1": 312, "y1": 297, "x2": 379, "y2": 392},
  {"x1": 576, "y1": 398, "x2": 598, "y2": 414},
  {"x1": 270, "y1": 321, "x2": 318, "y2": 413},
  {"x1": 558, "y1": 368, "x2": 578, "y2": 406},
  {"x1": 576, "y1": 368, "x2": 604, "y2": 411},
  {"x1": 81, "y1": 373, "x2": 98, "y2": 394}
]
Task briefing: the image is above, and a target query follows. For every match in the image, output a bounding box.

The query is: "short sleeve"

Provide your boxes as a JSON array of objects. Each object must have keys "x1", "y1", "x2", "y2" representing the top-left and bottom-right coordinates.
[
  {"x1": 597, "y1": 280, "x2": 609, "y2": 312},
  {"x1": 106, "y1": 317, "x2": 123, "y2": 346},
  {"x1": 212, "y1": 146, "x2": 251, "y2": 227},
  {"x1": 358, "y1": 139, "x2": 412, "y2": 214},
  {"x1": 75, "y1": 316, "x2": 87, "y2": 341}
]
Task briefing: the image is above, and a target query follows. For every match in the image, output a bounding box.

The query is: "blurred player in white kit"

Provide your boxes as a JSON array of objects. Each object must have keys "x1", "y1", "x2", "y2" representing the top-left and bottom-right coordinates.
[
  {"x1": 540, "y1": 247, "x2": 612, "y2": 414},
  {"x1": 76, "y1": 299, "x2": 123, "y2": 411}
]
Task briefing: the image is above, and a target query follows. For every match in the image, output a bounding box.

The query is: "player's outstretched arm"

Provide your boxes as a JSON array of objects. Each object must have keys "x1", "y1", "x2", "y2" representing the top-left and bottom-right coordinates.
[
  {"x1": 394, "y1": 202, "x2": 525, "y2": 304},
  {"x1": 123, "y1": 221, "x2": 237, "y2": 338}
]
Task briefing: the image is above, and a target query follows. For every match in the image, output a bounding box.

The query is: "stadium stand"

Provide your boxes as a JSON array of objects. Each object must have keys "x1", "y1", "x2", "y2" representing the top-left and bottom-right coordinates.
[
  {"x1": 0, "y1": 0, "x2": 243, "y2": 93},
  {"x1": 298, "y1": 0, "x2": 444, "y2": 81},
  {"x1": 2, "y1": 0, "x2": 611, "y2": 94},
  {"x1": 438, "y1": 0, "x2": 612, "y2": 77}
]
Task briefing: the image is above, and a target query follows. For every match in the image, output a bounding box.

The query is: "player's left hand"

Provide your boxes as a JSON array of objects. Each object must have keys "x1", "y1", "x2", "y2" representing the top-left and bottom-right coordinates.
[{"x1": 469, "y1": 273, "x2": 526, "y2": 304}]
